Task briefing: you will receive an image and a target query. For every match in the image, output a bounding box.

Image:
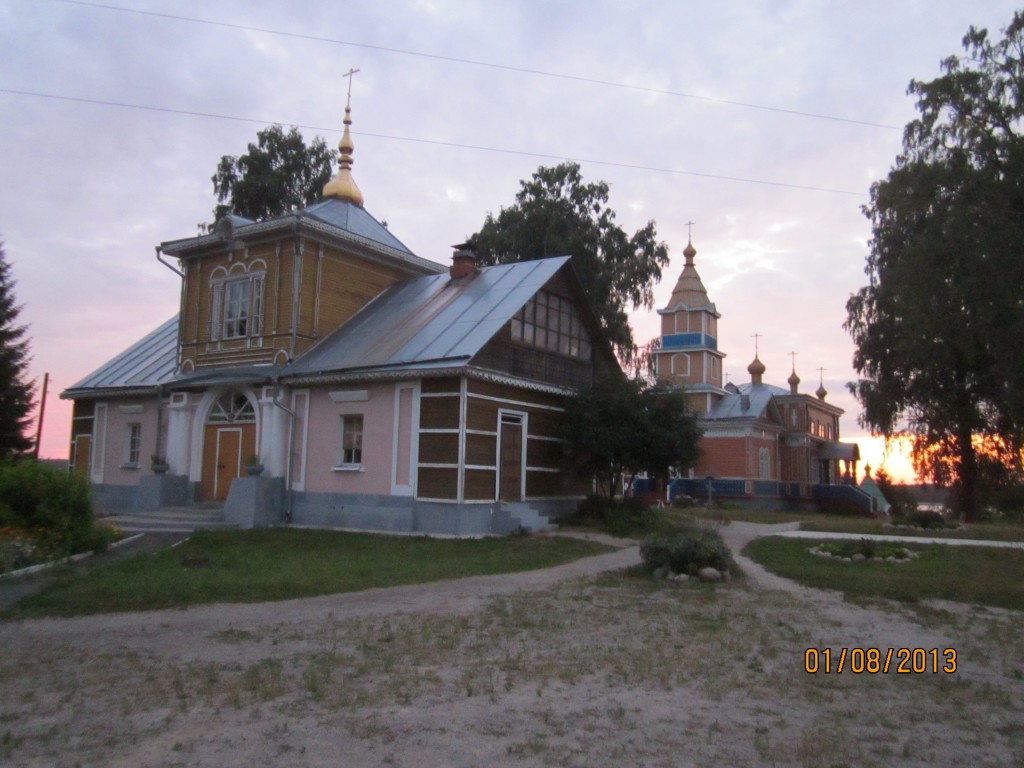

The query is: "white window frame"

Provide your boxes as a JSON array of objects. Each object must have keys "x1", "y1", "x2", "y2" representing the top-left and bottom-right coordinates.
[
  {"x1": 223, "y1": 279, "x2": 250, "y2": 339},
  {"x1": 210, "y1": 270, "x2": 266, "y2": 342},
  {"x1": 122, "y1": 422, "x2": 141, "y2": 468},
  {"x1": 671, "y1": 353, "x2": 690, "y2": 377},
  {"x1": 333, "y1": 414, "x2": 364, "y2": 471}
]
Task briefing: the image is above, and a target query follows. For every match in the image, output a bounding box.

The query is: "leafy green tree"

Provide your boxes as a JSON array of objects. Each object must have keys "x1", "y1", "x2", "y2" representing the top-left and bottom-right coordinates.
[
  {"x1": 469, "y1": 162, "x2": 670, "y2": 362},
  {"x1": 638, "y1": 383, "x2": 703, "y2": 489},
  {"x1": 211, "y1": 125, "x2": 336, "y2": 223},
  {"x1": 845, "y1": 12, "x2": 1024, "y2": 521},
  {"x1": 561, "y1": 375, "x2": 701, "y2": 498},
  {"x1": 0, "y1": 242, "x2": 33, "y2": 457}
]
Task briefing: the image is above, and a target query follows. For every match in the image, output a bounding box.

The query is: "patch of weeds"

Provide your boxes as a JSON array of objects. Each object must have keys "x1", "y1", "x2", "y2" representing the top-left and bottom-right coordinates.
[
  {"x1": 302, "y1": 653, "x2": 340, "y2": 703},
  {"x1": 240, "y1": 658, "x2": 287, "y2": 702},
  {"x1": 209, "y1": 628, "x2": 258, "y2": 644},
  {"x1": 752, "y1": 723, "x2": 774, "y2": 763},
  {"x1": 347, "y1": 716, "x2": 396, "y2": 743},
  {"x1": 506, "y1": 736, "x2": 548, "y2": 757},
  {"x1": 1, "y1": 729, "x2": 24, "y2": 759}
]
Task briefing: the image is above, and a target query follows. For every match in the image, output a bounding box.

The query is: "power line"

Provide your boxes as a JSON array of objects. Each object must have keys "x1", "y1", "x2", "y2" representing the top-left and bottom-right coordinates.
[
  {"x1": 54, "y1": 0, "x2": 901, "y2": 132},
  {"x1": 0, "y1": 87, "x2": 869, "y2": 197}
]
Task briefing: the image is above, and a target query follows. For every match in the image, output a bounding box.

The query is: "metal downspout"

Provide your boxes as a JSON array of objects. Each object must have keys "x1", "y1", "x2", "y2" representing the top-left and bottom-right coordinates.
[
  {"x1": 155, "y1": 245, "x2": 184, "y2": 278},
  {"x1": 154, "y1": 246, "x2": 184, "y2": 463},
  {"x1": 271, "y1": 380, "x2": 297, "y2": 522},
  {"x1": 155, "y1": 384, "x2": 164, "y2": 463},
  {"x1": 290, "y1": 219, "x2": 302, "y2": 361}
]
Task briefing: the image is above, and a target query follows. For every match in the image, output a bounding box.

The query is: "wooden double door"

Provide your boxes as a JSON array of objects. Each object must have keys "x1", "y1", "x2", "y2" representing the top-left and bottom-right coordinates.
[{"x1": 200, "y1": 424, "x2": 256, "y2": 502}]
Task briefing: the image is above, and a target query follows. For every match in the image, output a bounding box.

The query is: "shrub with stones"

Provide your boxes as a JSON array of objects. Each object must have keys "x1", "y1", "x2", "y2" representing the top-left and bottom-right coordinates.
[{"x1": 640, "y1": 523, "x2": 733, "y2": 576}]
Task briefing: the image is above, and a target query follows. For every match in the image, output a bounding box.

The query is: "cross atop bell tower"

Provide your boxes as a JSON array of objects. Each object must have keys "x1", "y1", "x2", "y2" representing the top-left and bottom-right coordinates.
[{"x1": 323, "y1": 67, "x2": 365, "y2": 206}]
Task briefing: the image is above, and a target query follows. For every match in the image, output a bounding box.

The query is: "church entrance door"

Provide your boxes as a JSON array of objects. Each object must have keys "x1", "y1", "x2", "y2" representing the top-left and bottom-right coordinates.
[{"x1": 199, "y1": 390, "x2": 258, "y2": 502}]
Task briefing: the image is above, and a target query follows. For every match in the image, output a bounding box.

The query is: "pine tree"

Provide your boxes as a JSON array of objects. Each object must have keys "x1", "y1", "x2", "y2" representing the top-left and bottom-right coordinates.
[{"x1": 0, "y1": 242, "x2": 34, "y2": 456}]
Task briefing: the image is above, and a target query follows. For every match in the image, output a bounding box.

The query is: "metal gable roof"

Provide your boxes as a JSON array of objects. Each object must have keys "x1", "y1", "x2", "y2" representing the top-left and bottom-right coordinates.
[
  {"x1": 285, "y1": 256, "x2": 572, "y2": 377},
  {"x1": 706, "y1": 382, "x2": 788, "y2": 421},
  {"x1": 62, "y1": 256, "x2": 580, "y2": 397},
  {"x1": 160, "y1": 201, "x2": 443, "y2": 277},
  {"x1": 61, "y1": 316, "x2": 178, "y2": 397},
  {"x1": 301, "y1": 199, "x2": 415, "y2": 255}
]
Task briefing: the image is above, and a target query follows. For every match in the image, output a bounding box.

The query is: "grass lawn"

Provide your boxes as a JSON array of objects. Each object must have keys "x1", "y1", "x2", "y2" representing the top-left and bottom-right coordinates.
[
  {"x1": 686, "y1": 507, "x2": 810, "y2": 525},
  {"x1": 744, "y1": 536, "x2": 1024, "y2": 611},
  {"x1": 798, "y1": 515, "x2": 1024, "y2": 542},
  {"x1": 3, "y1": 529, "x2": 614, "y2": 619}
]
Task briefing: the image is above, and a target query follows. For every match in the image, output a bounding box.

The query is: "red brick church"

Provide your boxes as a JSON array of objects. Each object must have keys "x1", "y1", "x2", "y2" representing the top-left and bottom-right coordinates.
[{"x1": 651, "y1": 239, "x2": 872, "y2": 512}]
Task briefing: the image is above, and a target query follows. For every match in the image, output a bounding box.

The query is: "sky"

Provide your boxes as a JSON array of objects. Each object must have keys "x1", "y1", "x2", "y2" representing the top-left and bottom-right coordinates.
[{"x1": 2, "y1": 0, "x2": 1020, "y2": 481}]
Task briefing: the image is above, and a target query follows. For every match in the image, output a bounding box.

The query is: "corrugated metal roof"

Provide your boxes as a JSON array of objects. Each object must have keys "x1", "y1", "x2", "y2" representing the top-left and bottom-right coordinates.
[
  {"x1": 285, "y1": 257, "x2": 571, "y2": 376},
  {"x1": 63, "y1": 257, "x2": 576, "y2": 397},
  {"x1": 61, "y1": 316, "x2": 178, "y2": 397}
]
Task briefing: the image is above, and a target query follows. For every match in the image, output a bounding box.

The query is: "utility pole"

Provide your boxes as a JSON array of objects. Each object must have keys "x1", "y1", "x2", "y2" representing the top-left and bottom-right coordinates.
[{"x1": 32, "y1": 372, "x2": 48, "y2": 460}]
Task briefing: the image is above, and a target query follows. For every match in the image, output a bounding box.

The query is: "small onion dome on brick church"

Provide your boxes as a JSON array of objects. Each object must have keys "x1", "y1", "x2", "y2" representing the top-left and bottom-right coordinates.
[
  {"x1": 788, "y1": 367, "x2": 800, "y2": 394},
  {"x1": 322, "y1": 87, "x2": 365, "y2": 206},
  {"x1": 748, "y1": 355, "x2": 766, "y2": 385},
  {"x1": 816, "y1": 381, "x2": 828, "y2": 400}
]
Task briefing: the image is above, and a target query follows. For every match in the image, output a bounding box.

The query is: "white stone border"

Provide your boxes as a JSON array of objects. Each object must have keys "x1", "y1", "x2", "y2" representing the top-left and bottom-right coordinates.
[
  {"x1": 808, "y1": 542, "x2": 920, "y2": 563},
  {"x1": 0, "y1": 533, "x2": 145, "y2": 581}
]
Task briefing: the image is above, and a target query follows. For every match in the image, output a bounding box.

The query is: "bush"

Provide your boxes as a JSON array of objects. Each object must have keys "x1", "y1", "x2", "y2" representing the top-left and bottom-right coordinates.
[
  {"x1": 904, "y1": 508, "x2": 947, "y2": 529},
  {"x1": 561, "y1": 495, "x2": 660, "y2": 537},
  {"x1": 0, "y1": 460, "x2": 95, "y2": 557},
  {"x1": 640, "y1": 522, "x2": 733, "y2": 576},
  {"x1": 992, "y1": 484, "x2": 1024, "y2": 519}
]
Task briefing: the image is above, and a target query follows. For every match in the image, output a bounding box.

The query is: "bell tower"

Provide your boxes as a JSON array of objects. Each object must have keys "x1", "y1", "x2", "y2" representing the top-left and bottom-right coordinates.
[{"x1": 653, "y1": 235, "x2": 726, "y2": 414}]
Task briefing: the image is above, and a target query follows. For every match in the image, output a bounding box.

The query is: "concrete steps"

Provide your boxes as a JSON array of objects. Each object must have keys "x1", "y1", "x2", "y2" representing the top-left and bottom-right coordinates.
[
  {"x1": 500, "y1": 502, "x2": 558, "y2": 533},
  {"x1": 100, "y1": 505, "x2": 236, "y2": 534}
]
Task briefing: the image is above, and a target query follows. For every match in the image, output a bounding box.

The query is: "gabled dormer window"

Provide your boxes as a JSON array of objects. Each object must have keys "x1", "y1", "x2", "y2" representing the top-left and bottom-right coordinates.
[{"x1": 511, "y1": 290, "x2": 592, "y2": 360}]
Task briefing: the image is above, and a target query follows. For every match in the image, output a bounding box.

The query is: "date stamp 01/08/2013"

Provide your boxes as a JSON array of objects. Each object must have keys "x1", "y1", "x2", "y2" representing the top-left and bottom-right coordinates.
[{"x1": 804, "y1": 647, "x2": 958, "y2": 675}]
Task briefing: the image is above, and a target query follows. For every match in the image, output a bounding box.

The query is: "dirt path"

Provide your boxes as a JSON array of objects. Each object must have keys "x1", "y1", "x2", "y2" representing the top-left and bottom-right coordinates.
[{"x1": 0, "y1": 525, "x2": 1021, "y2": 767}]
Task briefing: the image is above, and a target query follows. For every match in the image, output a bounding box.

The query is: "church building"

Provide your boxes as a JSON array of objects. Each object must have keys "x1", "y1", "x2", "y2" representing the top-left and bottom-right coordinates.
[
  {"x1": 652, "y1": 239, "x2": 872, "y2": 512},
  {"x1": 61, "y1": 96, "x2": 615, "y2": 535}
]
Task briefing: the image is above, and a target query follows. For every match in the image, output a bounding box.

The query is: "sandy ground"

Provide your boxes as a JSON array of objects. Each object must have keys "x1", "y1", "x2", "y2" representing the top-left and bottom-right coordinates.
[{"x1": 0, "y1": 524, "x2": 1022, "y2": 767}]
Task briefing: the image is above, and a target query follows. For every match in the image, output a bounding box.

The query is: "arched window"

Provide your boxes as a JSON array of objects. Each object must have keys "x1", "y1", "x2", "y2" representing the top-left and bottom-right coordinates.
[
  {"x1": 671, "y1": 353, "x2": 690, "y2": 376},
  {"x1": 207, "y1": 390, "x2": 256, "y2": 424}
]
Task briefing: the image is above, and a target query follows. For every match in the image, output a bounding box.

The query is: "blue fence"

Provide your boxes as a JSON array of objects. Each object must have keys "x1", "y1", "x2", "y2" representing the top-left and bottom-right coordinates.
[{"x1": 661, "y1": 476, "x2": 875, "y2": 515}]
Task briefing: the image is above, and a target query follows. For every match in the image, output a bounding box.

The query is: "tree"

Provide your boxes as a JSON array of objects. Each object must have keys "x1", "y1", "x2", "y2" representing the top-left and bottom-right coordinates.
[
  {"x1": 0, "y1": 242, "x2": 34, "y2": 457},
  {"x1": 561, "y1": 374, "x2": 701, "y2": 498},
  {"x1": 211, "y1": 125, "x2": 336, "y2": 223},
  {"x1": 845, "y1": 12, "x2": 1024, "y2": 521},
  {"x1": 635, "y1": 382, "x2": 703, "y2": 489},
  {"x1": 469, "y1": 162, "x2": 670, "y2": 362}
]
